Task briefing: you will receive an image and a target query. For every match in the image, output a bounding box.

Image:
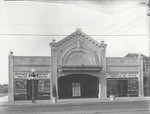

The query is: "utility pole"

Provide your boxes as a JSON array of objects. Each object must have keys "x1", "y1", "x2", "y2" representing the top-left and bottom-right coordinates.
[
  {"x1": 76, "y1": 2, "x2": 79, "y2": 29},
  {"x1": 148, "y1": 0, "x2": 150, "y2": 57},
  {"x1": 147, "y1": 0, "x2": 150, "y2": 97}
]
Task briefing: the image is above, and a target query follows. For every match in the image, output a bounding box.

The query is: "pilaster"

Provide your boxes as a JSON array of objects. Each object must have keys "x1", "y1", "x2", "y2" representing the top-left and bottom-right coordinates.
[
  {"x1": 49, "y1": 42, "x2": 58, "y2": 100},
  {"x1": 98, "y1": 49, "x2": 107, "y2": 99},
  {"x1": 138, "y1": 55, "x2": 144, "y2": 97},
  {"x1": 8, "y1": 51, "x2": 14, "y2": 101}
]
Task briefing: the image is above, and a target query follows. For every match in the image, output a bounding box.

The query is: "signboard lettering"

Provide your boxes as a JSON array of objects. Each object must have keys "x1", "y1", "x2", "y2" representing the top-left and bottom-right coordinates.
[
  {"x1": 107, "y1": 72, "x2": 139, "y2": 78},
  {"x1": 14, "y1": 72, "x2": 51, "y2": 79}
]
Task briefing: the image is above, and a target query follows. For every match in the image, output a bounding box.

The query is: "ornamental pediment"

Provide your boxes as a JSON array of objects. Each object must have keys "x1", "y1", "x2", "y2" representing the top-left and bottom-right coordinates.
[{"x1": 49, "y1": 29, "x2": 107, "y2": 50}]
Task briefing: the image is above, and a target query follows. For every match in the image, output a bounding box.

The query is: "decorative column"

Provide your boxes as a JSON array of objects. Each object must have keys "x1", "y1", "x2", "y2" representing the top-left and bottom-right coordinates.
[
  {"x1": 138, "y1": 55, "x2": 144, "y2": 97},
  {"x1": 49, "y1": 39, "x2": 58, "y2": 100},
  {"x1": 8, "y1": 50, "x2": 14, "y2": 101},
  {"x1": 98, "y1": 45, "x2": 107, "y2": 99}
]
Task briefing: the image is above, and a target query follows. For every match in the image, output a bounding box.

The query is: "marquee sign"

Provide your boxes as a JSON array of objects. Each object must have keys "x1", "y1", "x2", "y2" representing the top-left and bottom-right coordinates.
[
  {"x1": 61, "y1": 65, "x2": 102, "y2": 72},
  {"x1": 14, "y1": 72, "x2": 51, "y2": 79},
  {"x1": 107, "y1": 72, "x2": 139, "y2": 78}
]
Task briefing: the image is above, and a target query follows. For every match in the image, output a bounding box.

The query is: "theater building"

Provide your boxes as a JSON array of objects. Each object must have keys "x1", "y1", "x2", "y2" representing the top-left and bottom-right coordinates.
[{"x1": 8, "y1": 29, "x2": 150, "y2": 101}]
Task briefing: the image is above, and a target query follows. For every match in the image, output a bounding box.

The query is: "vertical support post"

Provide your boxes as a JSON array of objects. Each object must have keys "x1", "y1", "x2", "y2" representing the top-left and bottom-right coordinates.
[
  {"x1": 50, "y1": 48, "x2": 54, "y2": 100},
  {"x1": 98, "y1": 77, "x2": 101, "y2": 98},
  {"x1": 49, "y1": 42, "x2": 58, "y2": 100},
  {"x1": 99, "y1": 71, "x2": 107, "y2": 99},
  {"x1": 98, "y1": 49, "x2": 107, "y2": 99},
  {"x1": 76, "y1": 2, "x2": 79, "y2": 29},
  {"x1": 8, "y1": 51, "x2": 14, "y2": 101},
  {"x1": 32, "y1": 79, "x2": 35, "y2": 103},
  {"x1": 138, "y1": 55, "x2": 144, "y2": 97},
  {"x1": 148, "y1": 0, "x2": 150, "y2": 57},
  {"x1": 148, "y1": 70, "x2": 150, "y2": 96},
  {"x1": 148, "y1": 1, "x2": 150, "y2": 96}
]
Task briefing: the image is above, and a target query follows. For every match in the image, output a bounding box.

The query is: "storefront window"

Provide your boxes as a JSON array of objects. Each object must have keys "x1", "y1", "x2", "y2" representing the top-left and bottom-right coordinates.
[
  {"x1": 14, "y1": 80, "x2": 27, "y2": 100},
  {"x1": 144, "y1": 76, "x2": 150, "y2": 96},
  {"x1": 39, "y1": 80, "x2": 45, "y2": 92},
  {"x1": 14, "y1": 80, "x2": 26, "y2": 94},
  {"x1": 128, "y1": 79, "x2": 138, "y2": 97},
  {"x1": 107, "y1": 79, "x2": 118, "y2": 97},
  {"x1": 38, "y1": 80, "x2": 50, "y2": 100},
  {"x1": 107, "y1": 78, "x2": 138, "y2": 97},
  {"x1": 39, "y1": 80, "x2": 50, "y2": 93}
]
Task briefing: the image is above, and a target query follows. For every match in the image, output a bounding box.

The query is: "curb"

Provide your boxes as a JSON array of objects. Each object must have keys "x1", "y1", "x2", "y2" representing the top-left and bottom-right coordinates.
[{"x1": 0, "y1": 97, "x2": 149, "y2": 106}]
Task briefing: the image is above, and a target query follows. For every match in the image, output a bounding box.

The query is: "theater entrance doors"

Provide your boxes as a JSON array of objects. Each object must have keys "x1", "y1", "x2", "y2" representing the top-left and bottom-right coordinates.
[
  {"x1": 118, "y1": 80, "x2": 128, "y2": 97},
  {"x1": 58, "y1": 74, "x2": 99, "y2": 99}
]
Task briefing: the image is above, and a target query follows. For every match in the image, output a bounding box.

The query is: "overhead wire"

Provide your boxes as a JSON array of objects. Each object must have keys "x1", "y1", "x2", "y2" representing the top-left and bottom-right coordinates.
[
  {"x1": 1, "y1": 1, "x2": 148, "y2": 55},
  {"x1": 0, "y1": 33, "x2": 148, "y2": 36}
]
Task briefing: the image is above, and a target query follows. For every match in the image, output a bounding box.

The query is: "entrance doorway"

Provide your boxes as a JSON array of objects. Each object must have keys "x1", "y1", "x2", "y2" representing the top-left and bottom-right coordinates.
[
  {"x1": 72, "y1": 83, "x2": 81, "y2": 97},
  {"x1": 58, "y1": 74, "x2": 99, "y2": 99},
  {"x1": 118, "y1": 80, "x2": 128, "y2": 97},
  {"x1": 27, "y1": 80, "x2": 38, "y2": 100}
]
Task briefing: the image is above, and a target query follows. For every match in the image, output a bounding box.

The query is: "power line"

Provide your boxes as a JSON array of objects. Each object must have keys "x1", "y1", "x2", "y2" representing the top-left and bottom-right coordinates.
[
  {"x1": 0, "y1": 33, "x2": 148, "y2": 36},
  {"x1": 1, "y1": 24, "x2": 147, "y2": 27}
]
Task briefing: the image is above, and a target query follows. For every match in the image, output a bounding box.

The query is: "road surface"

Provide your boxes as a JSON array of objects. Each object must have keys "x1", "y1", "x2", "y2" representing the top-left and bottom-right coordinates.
[{"x1": 0, "y1": 99, "x2": 150, "y2": 114}]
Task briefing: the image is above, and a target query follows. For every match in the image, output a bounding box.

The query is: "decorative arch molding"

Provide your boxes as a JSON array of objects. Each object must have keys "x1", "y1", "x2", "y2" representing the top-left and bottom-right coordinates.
[
  {"x1": 58, "y1": 72, "x2": 100, "y2": 79},
  {"x1": 61, "y1": 47, "x2": 96, "y2": 65}
]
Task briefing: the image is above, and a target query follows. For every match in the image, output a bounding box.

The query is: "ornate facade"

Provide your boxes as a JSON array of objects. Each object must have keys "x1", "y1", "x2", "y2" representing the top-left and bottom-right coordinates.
[{"x1": 8, "y1": 29, "x2": 150, "y2": 101}]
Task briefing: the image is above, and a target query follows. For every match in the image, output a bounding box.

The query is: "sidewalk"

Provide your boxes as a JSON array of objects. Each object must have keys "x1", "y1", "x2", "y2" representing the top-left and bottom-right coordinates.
[
  {"x1": 0, "y1": 95, "x2": 8, "y2": 102},
  {"x1": 0, "y1": 96, "x2": 150, "y2": 106}
]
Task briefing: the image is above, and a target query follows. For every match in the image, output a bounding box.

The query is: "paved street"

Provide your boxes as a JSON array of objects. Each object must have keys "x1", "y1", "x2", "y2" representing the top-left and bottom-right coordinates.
[{"x1": 0, "y1": 96, "x2": 150, "y2": 114}]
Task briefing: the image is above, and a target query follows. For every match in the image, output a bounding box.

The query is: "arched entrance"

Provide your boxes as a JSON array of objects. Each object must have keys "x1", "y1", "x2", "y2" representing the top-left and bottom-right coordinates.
[{"x1": 58, "y1": 74, "x2": 99, "y2": 99}]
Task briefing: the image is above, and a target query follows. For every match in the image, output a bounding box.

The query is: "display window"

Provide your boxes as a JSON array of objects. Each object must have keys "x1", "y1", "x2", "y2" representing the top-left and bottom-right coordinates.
[
  {"x1": 14, "y1": 80, "x2": 26, "y2": 94},
  {"x1": 14, "y1": 80, "x2": 27, "y2": 100},
  {"x1": 107, "y1": 78, "x2": 138, "y2": 97},
  {"x1": 38, "y1": 80, "x2": 50, "y2": 100}
]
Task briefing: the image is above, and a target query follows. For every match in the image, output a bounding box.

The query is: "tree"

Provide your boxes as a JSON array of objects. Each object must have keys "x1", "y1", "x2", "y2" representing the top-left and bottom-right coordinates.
[{"x1": 0, "y1": 84, "x2": 8, "y2": 93}]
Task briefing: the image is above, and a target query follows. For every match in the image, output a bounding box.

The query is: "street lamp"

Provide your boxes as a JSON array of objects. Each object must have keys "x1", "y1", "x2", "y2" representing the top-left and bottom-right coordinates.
[{"x1": 29, "y1": 68, "x2": 38, "y2": 103}]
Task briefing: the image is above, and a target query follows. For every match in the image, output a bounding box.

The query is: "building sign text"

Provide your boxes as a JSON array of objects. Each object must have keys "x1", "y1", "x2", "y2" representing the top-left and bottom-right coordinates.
[
  {"x1": 107, "y1": 72, "x2": 139, "y2": 78},
  {"x1": 14, "y1": 72, "x2": 51, "y2": 79}
]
